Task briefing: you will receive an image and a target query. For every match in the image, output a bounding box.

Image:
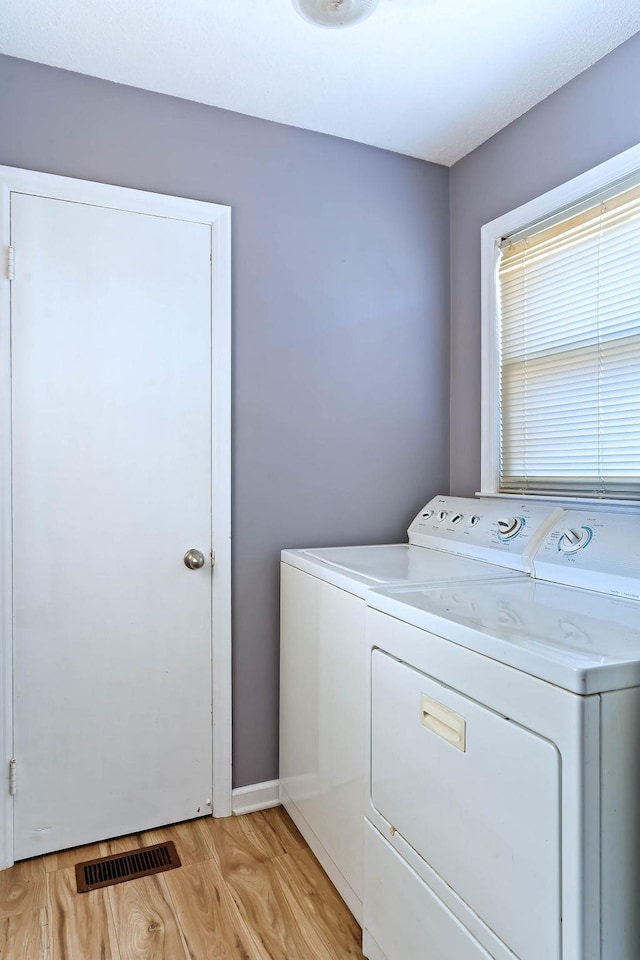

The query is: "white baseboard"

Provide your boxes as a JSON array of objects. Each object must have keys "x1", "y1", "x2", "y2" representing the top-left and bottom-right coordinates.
[{"x1": 232, "y1": 779, "x2": 281, "y2": 815}]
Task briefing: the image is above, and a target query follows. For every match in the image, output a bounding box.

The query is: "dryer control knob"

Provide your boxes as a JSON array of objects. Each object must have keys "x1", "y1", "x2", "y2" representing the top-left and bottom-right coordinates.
[{"x1": 558, "y1": 527, "x2": 591, "y2": 553}]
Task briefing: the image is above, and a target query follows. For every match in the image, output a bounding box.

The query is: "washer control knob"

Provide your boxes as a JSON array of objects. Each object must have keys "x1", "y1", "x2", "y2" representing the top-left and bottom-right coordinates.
[
  {"x1": 450, "y1": 513, "x2": 463, "y2": 524},
  {"x1": 437, "y1": 510, "x2": 448, "y2": 522},
  {"x1": 422, "y1": 509, "x2": 434, "y2": 519},
  {"x1": 558, "y1": 527, "x2": 591, "y2": 553},
  {"x1": 497, "y1": 517, "x2": 524, "y2": 540},
  {"x1": 469, "y1": 515, "x2": 480, "y2": 527}
]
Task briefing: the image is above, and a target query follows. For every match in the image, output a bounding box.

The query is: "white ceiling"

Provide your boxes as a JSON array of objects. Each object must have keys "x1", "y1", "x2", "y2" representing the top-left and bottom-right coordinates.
[{"x1": 2, "y1": 0, "x2": 639, "y2": 166}]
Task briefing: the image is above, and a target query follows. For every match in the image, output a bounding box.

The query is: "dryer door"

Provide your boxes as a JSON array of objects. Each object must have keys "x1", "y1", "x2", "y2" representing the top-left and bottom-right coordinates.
[{"x1": 371, "y1": 649, "x2": 561, "y2": 960}]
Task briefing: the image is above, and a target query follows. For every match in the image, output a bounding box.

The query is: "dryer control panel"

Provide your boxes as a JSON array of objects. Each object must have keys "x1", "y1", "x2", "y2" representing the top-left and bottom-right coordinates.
[
  {"x1": 533, "y1": 510, "x2": 640, "y2": 600},
  {"x1": 408, "y1": 496, "x2": 564, "y2": 572}
]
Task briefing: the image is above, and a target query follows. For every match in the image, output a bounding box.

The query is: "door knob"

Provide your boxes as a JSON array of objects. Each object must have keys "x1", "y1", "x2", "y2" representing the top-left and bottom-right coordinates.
[{"x1": 184, "y1": 549, "x2": 206, "y2": 570}]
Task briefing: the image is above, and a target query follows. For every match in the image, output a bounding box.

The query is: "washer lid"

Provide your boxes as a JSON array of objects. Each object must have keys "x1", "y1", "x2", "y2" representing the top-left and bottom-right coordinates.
[
  {"x1": 369, "y1": 578, "x2": 640, "y2": 694},
  {"x1": 299, "y1": 544, "x2": 523, "y2": 583}
]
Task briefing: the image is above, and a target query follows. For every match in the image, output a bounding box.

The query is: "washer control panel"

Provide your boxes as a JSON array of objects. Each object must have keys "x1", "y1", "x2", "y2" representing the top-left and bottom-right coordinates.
[
  {"x1": 408, "y1": 496, "x2": 564, "y2": 572},
  {"x1": 533, "y1": 510, "x2": 640, "y2": 600}
]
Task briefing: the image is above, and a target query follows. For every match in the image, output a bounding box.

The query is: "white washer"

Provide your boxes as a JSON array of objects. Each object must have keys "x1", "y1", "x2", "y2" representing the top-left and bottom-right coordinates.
[
  {"x1": 279, "y1": 495, "x2": 563, "y2": 922},
  {"x1": 364, "y1": 509, "x2": 640, "y2": 960}
]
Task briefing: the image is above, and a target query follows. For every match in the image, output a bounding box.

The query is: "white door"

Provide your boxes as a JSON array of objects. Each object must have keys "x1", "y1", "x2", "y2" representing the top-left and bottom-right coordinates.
[{"x1": 11, "y1": 192, "x2": 215, "y2": 860}]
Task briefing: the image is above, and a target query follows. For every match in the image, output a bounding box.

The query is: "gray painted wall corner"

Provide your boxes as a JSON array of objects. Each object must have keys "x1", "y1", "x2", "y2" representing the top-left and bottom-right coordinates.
[{"x1": 449, "y1": 29, "x2": 640, "y2": 496}]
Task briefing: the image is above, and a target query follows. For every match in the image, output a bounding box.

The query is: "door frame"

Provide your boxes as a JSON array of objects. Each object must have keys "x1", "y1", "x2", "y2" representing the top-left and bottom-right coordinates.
[{"x1": 0, "y1": 165, "x2": 233, "y2": 869}]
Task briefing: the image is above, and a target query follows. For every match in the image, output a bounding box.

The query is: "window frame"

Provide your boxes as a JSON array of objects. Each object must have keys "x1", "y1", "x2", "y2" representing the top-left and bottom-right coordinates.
[{"x1": 480, "y1": 140, "x2": 640, "y2": 505}]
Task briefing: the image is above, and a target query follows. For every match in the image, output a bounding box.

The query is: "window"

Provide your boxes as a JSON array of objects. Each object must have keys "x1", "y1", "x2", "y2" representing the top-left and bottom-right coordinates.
[{"x1": 481, "y1": 145, "x2": 640, "y2": 502}]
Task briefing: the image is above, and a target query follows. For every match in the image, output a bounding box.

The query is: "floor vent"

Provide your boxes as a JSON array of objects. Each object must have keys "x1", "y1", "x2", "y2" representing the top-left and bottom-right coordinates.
[{"x1": 75, "y1": 841, "x2": 181, "y2": 893}]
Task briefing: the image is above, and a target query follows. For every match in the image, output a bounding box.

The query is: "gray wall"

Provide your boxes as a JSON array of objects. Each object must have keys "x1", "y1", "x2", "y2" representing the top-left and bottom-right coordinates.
[
  {"x1": 0, "y1": 55, "x2": 450, "y2": 787},
  {"x1": 450, "y1": 30, "x2": 640, "y2": 496}
]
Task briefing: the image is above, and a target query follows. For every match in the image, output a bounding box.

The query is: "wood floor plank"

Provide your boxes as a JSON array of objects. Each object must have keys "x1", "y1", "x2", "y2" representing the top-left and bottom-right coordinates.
[
  {"x1": 43, "y1": 840, "x2": 105, "y2": 874},
  {"x1": 107, "y1": 872, "x2": 188, "y2": 960},
  {"x1": 0, "y1": 907, "x2": 50, "y2": 960},
  {"x1": 273, "y1": 848, "x2": 363, "y2": 959},
  {"x1": 219, "y1": 842, "x2": 362, "y2": 960},
  {"x1": 140, "y1": 818, "x2": 216, "y2": 867},
  {"x1": 202, "y1": 816, "x2": 270, "y2": 867},
  {"x1": 203, "y1": 808, "x2": 305, "y2": 869},
  {"x1": 259, "y1": 807, "x2": 307, "y2": 856},
  {"x1": 100, "y1": 834, "x2": 143, "y2": 857},
  {"x1": 221, "y1": 855, "x2": 320, "y2": 959},
  {"x1": 0, "y1": 856, "x2": 46, "y2": 919},
  {"x1": 47, "y1": 867, "x2": 120, "y2": 960},
  {"x1": 164, "y1": 857, "x2": 265, "y2": 960}
]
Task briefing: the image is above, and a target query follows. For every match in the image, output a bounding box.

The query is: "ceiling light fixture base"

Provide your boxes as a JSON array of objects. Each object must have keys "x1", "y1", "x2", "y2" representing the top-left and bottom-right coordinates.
[{"x1": 292, "y1": 0, "x2": 379, "y2": 29}]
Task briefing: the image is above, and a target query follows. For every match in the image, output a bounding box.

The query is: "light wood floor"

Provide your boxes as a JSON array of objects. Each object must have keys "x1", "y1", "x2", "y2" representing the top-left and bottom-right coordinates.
[{"x1": 0, "y1": 807, "x2": 365, "y2": 959}]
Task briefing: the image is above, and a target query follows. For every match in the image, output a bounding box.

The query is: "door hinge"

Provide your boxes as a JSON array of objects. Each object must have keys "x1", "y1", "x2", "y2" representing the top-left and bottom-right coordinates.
[
  {"x1": 9, "y1": 758, "x2": 16, "y2": 797},
  {"x1": 7, "y1": 246, "x2": 15, "y2": 282},
  {"x1": 210, "y1": 550, "x2": 216, "y2": 568}
]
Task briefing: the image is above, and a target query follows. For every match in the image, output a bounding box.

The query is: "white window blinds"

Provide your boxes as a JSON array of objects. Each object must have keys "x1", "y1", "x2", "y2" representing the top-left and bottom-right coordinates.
[{"x1": 497, "y1": 180, "x2": 640, "y2": 500}]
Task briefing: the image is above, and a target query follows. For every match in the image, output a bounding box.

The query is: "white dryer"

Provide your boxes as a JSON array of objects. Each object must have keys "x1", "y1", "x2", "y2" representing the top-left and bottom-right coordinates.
[
  {"x1": 279, "y1": 495, "x2": 562, "y2": 922},
  {"x1": 364, "y1": 509, "x2": 640, "y2": 960}
]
